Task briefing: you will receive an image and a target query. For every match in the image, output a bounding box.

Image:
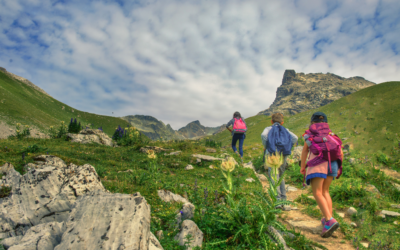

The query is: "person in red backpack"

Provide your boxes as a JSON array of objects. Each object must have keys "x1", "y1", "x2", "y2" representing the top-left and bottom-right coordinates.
[
  {"x1": 300, "y1": 112, "x2": 344, "y2": 238},
  {"x1": 226, "y1": 112, "x2": 247, "y2": 163}
]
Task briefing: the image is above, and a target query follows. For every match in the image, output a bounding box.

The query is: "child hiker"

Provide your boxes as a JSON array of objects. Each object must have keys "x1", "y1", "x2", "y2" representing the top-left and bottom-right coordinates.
[
  {"x1": 300, "y1": 111, "x2": 344, "y2": 238},
  {"x1": 261, "y1": 113, "x2": 298, "y2": 204},
  {"x1": 226, "y1": 112, "x2": 247, "y2": 163}
]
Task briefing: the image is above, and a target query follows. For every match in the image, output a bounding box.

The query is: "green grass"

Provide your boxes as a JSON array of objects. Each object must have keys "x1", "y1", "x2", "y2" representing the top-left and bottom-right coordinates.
[{"x1": 0, "y1": 71, "x2": 131, "y2": 136}]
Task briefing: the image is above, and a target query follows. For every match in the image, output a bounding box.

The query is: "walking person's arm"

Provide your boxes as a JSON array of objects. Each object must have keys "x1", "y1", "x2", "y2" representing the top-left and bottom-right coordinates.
[
  {"x1": 300, "y1": 143, "x2": 309, "y2": 175},
  {"x1": 226, "y1": 119, "x2": 234, "y2": 133}
]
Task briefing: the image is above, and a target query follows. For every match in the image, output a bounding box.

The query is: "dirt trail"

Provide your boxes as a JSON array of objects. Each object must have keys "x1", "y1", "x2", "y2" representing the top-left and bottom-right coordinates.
[{"x1": 258, "y1": 175, "x2": 356, "y2": 250}]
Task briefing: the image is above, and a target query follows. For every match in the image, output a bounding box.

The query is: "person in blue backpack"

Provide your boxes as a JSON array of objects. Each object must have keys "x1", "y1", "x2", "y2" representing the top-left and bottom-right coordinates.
[
  {"x1": 261, "y1": 113, "x2": 298, "y2": 202},
  {"x1": 226, "y1": 111, "x2": 247, "y2": 163}
]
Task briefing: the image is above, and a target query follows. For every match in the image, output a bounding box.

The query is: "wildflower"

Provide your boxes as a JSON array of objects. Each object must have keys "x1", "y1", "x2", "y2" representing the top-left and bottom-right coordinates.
[
  {"x1": 50, "y1": 126, "x2": 53, "y2": 129},
  {"x1": 134, "y1": 131, "x2": 139, "y2": 136},
  {"x1": 16, "y1": 123, "x2": 20, "y2": 126},
  {"x1": 25, "y1": 125, "x2": 29, "y2": 128},
  {"x1": 16, "y1": 130, "x2": 20, "y2": 133},
  {"x1": 61, "y1": 121, "x2": 65, "y2": 124},
  {"x1": 220, "y1": 157, "x2": 236, "y2": 172}
]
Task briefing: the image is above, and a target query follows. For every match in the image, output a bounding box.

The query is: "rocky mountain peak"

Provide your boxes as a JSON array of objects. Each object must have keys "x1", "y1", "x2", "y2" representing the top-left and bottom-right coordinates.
[{"x1": 258, "y1": 70, "x2": 375, "y2": 116}]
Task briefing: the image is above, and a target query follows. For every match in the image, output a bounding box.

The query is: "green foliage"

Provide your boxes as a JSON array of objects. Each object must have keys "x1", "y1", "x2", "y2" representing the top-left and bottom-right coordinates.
[
  {"x1": 376, "y1": 151, "x2": 390, "y2": 165},
  {"x1": 48, "y1": 121, "x2": 68, "y2": 139},
  {"x1": 68, "y1": 118, "x2": 81, "y2": 133},
  {"x1": 330, "y1": 178, "x2": 367, "y2": 204},
  {"x1": 285, "y1": 163, "x2": 304, "y2": 185},
  {"x1": 22, "y1": 144, "x2": 46, "y2": 153},
  {"x1": 113, "y1": 126, "x2": 149, "y2": 147},
  {"x1": 205, "y1": 139, "x2": 222, "y2": 148},
  {"x1": 0, "y1": 186, "x2": 12, "y2": 198},
  {"x1": 294, "y1": 194, "x2": 317, "y2": 206},
  {"x1": 8, "y1": 123, "x2": 30, "y2": 140}
]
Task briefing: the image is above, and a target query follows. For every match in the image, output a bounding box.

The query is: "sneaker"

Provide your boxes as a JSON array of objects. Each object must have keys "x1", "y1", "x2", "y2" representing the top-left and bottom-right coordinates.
[{"x1": 321, "y1": 218, "x2": 340, "y2": 238}]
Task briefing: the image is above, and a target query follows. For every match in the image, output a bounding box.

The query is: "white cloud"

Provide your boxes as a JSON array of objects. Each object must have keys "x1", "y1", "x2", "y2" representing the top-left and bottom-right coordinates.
[{"x1": 0, "y1": 0, "x2": 399, "y2": 129}]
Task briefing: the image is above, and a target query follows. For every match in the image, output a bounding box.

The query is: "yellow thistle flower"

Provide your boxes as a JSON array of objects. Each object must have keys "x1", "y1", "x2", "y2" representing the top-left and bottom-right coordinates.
[
  {"x1": 147, "y1": 149, "x2": 155, "y2": 155},
  {"x1": 264, "y1": 153, "x2": 284, "y2": 170},
  {"x1": 16, "y1": 130, "x2": 20, "y2": 133},
  {"x1": 148, "y1": 153, "x2": 157, "y2": 159},
  {"x1": 220, "y1": 157, "x2": 236, "y2": 172},
  {"x1": 134, "y1": 131, "x2": 139, "y2": 136},
  {"x1": 17, "y1": 123, "x2": 21, "y2": 126},
  {"x1": 61, "y1": 121, "x2": 65, "y2": 124},
  {"x1": 50, "y1": 126, "x2": 53, "y2": 129},
  {"x1": 25, "y1": 125, "x2": 29, "y2": 128}
]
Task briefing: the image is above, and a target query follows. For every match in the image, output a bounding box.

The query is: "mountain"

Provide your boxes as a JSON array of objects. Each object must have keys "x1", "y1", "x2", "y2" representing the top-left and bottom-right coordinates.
[
  {"x1": 177, "y1": 120, "x2": 225, "y2": 139},
  {"x1": 122, "y1": 115, "x2": 184, "y2": 141},
  {"x1": 122, "y1": 115, "x2": 226, "y2": 141},
  {"x1": 210, "y1": 81, "x2": 400, "y2": 157},
  {"x1": 0, "y1": 68, "x2": 131, "y2": 137},
  {"x1": 258, "y1": 70, "x2": 375, "y2": 116}
]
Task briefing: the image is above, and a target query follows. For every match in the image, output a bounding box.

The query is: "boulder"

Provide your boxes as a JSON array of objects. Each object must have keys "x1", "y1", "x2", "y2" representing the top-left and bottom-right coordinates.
[
  {"x1": 6, "y1": 222, "x2": 66, "y2": 250},
  {"x1": 0, "y1": 160, "x2": 104, "y2": 239},
  {"x1": 0, "y1": 163, "x2": 14, "y2": 174},
  {"x1": 381, "y1": 210, "x2": 400, "y2": 217},
  {"x1": 243, "y1": 162, "x2": 256, "y2": 171},
  {"x1": 54, "y1": 191, "x2": 161, "y2": 250},
  {"x1": 174, "y1": 220, "x2": 203, "y2": 250},
  {"x1": 157, "y1": 190, "x2": 189, "y2": 204},
  {"x1": 245, "y1": 178, "x2": 255, "y2": 183},
  {"x1": 67, "y1": 129, "x2": 114, "y2": 146},
  {"x1": 33, "y1": 155, "x2": 67, "y2": 168},
  {"x1": 181, "y1": 203, "x2": 195, "y2": 220},
  {"x1": 192, "y1": 154, "x2": 223, "y2": 161},
  {"x1": 286, "y1": 185, "x2": 298, "y2": 192}
]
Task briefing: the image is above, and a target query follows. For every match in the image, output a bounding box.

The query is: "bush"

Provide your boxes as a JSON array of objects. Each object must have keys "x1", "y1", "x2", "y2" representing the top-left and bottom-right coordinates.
[
  {"x1": 68, "y1": 118, "x2": 81, "y2": 133},
  {"x1": 112, "y1": 126, "x2": 148, "y2": 147}
]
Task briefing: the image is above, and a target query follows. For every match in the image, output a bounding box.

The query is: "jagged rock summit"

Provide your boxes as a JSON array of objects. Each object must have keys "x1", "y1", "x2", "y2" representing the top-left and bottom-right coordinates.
[{"x1": 258, "y1": 70, "x2": 375, "y2": 116}]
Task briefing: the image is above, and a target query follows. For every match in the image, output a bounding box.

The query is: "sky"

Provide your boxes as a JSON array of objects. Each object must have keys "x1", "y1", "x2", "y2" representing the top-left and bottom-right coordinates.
[{"x1": 1, "y1": 0, "x2": 399, "y2": 129}]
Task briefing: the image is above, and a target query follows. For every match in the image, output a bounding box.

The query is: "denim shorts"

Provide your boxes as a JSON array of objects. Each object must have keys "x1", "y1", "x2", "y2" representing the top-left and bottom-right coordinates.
[{"x1": 327, "y1": 160, "x2": 339, "y2": 177}]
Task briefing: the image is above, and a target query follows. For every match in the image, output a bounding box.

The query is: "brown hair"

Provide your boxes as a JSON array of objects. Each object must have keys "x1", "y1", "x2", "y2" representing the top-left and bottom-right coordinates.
[
  {"x1": 310, "y1": 116, "x2": 326, "y2": 125},
  {"x1": 271, "y1": 113, "x2": 284, "y2": 123}
]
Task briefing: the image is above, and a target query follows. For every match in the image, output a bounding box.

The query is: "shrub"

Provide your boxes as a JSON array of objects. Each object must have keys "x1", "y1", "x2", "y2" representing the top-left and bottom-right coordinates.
[
  {"x1": 68, "y1": 118, "x2": 81, "y2": 133},
  {"x1": 112, "y1": 126, "x2": 148, "y2": 146}
]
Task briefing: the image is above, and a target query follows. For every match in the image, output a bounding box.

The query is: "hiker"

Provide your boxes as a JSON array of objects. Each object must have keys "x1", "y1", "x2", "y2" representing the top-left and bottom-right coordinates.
[
  {"x1": 300, "y1": 111, "x2": 344, "y2": 238},
  {"x1": 261, "y1": 113, "x2": 298, "y2": 203},
  {"x1": 226, "y1": 111, "x2": 247, "y2": 162}
]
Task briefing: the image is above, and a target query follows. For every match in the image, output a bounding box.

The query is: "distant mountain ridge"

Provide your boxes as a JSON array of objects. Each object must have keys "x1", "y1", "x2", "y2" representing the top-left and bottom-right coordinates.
[
  {"x1": 258, "y1": 70, "x2": 375, "y2": 116},
  {"x1": 122, "y1": 115, "x2": 225, "y2": 141}
]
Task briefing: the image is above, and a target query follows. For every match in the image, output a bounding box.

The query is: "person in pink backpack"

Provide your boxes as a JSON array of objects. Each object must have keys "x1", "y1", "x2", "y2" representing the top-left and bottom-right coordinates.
[
  {"x1": 226, "y1": 112, "x2": 247, "y2": 163},
  {"x1": 300, "y1": 112, "x2": 344, "y2": 238}
]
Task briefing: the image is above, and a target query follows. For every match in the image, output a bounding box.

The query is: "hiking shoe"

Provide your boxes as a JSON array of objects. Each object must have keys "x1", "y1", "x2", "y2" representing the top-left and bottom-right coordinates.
[{"x1": 321, "y1": 218, "x2": 339, "y2": 238}]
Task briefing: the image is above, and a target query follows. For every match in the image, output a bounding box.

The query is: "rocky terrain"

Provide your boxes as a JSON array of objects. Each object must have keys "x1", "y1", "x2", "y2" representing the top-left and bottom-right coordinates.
[
  {"x1": 258, "y1": 70, "x2": 375, "y2": 116},
  {"x1": 122, "y1": 115, "x2": 225, "y2": 141}
]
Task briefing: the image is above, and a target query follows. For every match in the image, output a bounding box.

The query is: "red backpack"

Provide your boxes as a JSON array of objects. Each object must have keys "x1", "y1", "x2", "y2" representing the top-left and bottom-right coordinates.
[
  {"x1": 304, "y1": 123, "x2": 343, "y2": 178},
  {"x1": 232, "y1": 118, "x2": 247, "y2": 133}
]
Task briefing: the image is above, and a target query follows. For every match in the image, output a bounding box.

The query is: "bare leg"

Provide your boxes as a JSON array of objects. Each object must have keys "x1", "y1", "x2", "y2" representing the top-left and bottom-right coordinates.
[
  {"x1": 311, "y1": 177, "x2": 332, "y2": 220},
  {"x1": 322, "y1": 176, "x2": 334, "y2": 216}
]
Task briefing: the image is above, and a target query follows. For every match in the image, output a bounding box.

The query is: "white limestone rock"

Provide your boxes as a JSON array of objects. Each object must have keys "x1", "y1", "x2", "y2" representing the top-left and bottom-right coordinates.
[
  {"x1": 157, "y1": 190, "x2": 189, "y2": 204},
  {"x1": 67, "y1": 129, "x2": 114, "y2": 146},
  {"x1": 192, "y1": 154, "x2": 223, "y2": 161},
  {"x1": 174, "y1": 220, "x2": 203, "y2": 250},
  {"x1": 185, "y1": 165, "x2": 194, "y2": 170}
]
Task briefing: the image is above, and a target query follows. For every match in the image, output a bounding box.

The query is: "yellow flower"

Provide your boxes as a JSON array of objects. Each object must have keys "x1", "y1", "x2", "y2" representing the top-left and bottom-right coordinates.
[
  {"x1": 25, "y1": 125, "x2": 29, "y2": 128},
  {"x1": 220, "y1": 157, "x2": 236, "y2": 172},
  {"x1": 134, "y1": 131, "x2": 139, "y2": 136},
  {"x1": 148, "y1": 154, "x2": 157, "y2": 159},
  {"x1": 129, "y1": 134, "x2": 133, "y2": 138},
  {"x1": 50, "y1": 126, "x2": 53, "y2": 129},
  {"x1": 16, "y1": 130, "x2": 20, "y2": 133},
  {"x1": 130, "y1": 127, "x2": 134, "y2": 131},
  {"x1": 264, "y1": 153, "x2": 284, "y2": 170},
  {"x1": 125, "y1": 127, "x2": 128, "y2": 130},
  {"x1": 61, "y1": 121, "x2": 65, "y2": 124}
]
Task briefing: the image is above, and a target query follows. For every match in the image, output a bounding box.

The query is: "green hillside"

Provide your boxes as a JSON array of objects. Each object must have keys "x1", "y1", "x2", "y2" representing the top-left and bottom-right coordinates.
[
  {"x1": 0, "y1": 71, "x2": 131, "y2": 136},
  {"x1": 210, "y1": 81, "x2": 400, "y2": 159}
]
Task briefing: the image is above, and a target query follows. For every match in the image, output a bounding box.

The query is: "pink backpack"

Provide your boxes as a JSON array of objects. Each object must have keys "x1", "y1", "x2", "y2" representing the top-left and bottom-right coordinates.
[
  {"x1": 232, "y1": 118, "x2": 247, "y2": 133},
  {"x1": 304, "y1": 123, "x2": 343, "y2": 178}
]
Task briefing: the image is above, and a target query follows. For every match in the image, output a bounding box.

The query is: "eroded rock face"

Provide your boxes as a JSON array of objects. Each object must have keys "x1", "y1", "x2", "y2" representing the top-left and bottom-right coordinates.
[
  {"x1": 54, "y1": 191, "x2": 161, "y2": 250},
  {"x1": 174, "y1": 220, "x2": 203, "y2": 250},
  {"x1": 0, "y1": 161, "x2": 104, "y2": 239},
  {"x1": 67, "y1": 129, "x2": 114, "y2": 146},
  {"x1": 258, "y1": 70, "x2": 375, "y2": 116}
]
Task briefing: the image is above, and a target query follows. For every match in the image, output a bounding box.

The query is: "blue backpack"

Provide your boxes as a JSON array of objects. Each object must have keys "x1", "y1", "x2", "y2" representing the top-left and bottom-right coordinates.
[{"x1": 267, "y1": 124, "x2": 292, "y2": 155}]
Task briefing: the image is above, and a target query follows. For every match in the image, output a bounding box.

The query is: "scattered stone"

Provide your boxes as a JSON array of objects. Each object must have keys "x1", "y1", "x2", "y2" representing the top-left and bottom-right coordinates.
[
  {"x1": 209, "y1": 165, "x2": 215, "y2": 169},
  {"x1": 140, "y1": 146, "x2": 172, "y2": 154},
  {"x1": 185, "y1": 165, "x2": 194, "y2": 170},
  {"x1": 174, "y1": 220, "x2": 203, "y2": 250},
  {"x1": 165, "y1": 151, "x2": 182, "y2": 156},
  {"x1": 180, "y1": 184, "x2": 185, "y2": 187},
  {"x1": 211, "y1": 176, "x2": 215, "y2": 178},
  {"x1": 347, "y1": 207, "x2": 357, "y2": 216},
  {"x1": 33, "y1": 155, "x2": 67, "y2": 168},
  {"x1": 157, "y1": 190, "x2": 189, "y2": 204},
  {"x1": 243, "y1": 162, "x2": 255, "y2": 171},
  {"x1": 350, "y1": 222, "x2": 357, "y2": 228},
  {"x1": 286, "y1": 185, "x2": 298, "y2": 192},
  {"x1": 192, "y1": 154, "x2": 223, "y2": 161},
  {"x1": 206, "y1": 148, "x2": 216, "y2": 153},
  {"x1": 349, "y1": 158, "x2": 356, "y2": 164},
  {"x1": 391, "y1": 204, "x2": 400, "y2": 209},
  {"x1": 377, "y1": 213, "x2": 386, "y2": 219},
  {"x1": 381, "y1": 210, "x2": 400, "y2": 217},
  {"x1": 287, "y1": 220, "x2": 322, "y2": 234},
  {"x1": 252, "y1": 148, "x2": 257, "y2": 150},
  {"x1": 245, "y1": 178, "x2": 255, "y2": 183},
  {"x1": 67, "y1": 129, "x2": 114, "y2": 147},
  {"x1": 256, "y1": 174, "x2": 268, "y2": 182},
  {"x1": 307, "y1": 196, "x2": 315, "y2": 200},
  {"x1": 337, "y1": 212, "x2": 345, "y2": 218},
  {"x1": 360, "y1": 242, "x2": 369, "y2": 248},
  {"x1": 181, "y1": 203, "x2": 195, "y2": 220},
  {"x1": 196, "y1": 158, "x2": 201, "y2": 164},
  {"x1": 118, "y1": 169, "x2": 133, "y2": 173},
  {"x1": 393, "y1": 182, "x2": 400, "y2": 191},
  {"x1": 282, "y1": 205, "x2": 292, "y2": 211},
  {"x1": 394, "y1": 221, "x2": 398, "y2": 225},
  {"x1": 365, "y1": 184, "x2": 380, "y2": 195}
]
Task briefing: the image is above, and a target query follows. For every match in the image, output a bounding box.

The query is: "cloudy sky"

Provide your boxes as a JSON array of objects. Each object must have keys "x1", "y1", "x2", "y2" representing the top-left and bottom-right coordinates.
[{"x1": 1, "y1": 0, "x2": 399, "y2": 129}]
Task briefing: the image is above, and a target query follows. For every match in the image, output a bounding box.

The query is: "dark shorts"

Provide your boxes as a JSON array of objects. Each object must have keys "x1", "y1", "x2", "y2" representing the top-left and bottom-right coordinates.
[{"x1": 327, "y1": 160, "x2": 339, "y2": 177}]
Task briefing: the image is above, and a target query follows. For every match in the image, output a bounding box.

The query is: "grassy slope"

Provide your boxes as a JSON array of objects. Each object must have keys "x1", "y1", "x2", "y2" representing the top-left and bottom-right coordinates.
[
  {"x1": 211, "y1": 81, "x2": 400, "y2": 158},
  {"x1": 0, "y1": 71, "x2": 131, "y2": 136}
]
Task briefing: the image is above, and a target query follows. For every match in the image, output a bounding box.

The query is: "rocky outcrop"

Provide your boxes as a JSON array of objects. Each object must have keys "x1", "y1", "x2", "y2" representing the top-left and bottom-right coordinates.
[
  {"x1": 0, "y1": 158, "x2": 163, "y2": 250},
  {"x1": 177, "y1": 120, "x2": 226, "y2": 139},
  {"x1": 174, "y1": 220, "x2": 203, "y2": 250},
  {"x1": 258, "y1": 70, "x2": 375, "y2": 116},
  {"x1": 67, "y1": 128, "x2": 114, "y2": 146}
]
